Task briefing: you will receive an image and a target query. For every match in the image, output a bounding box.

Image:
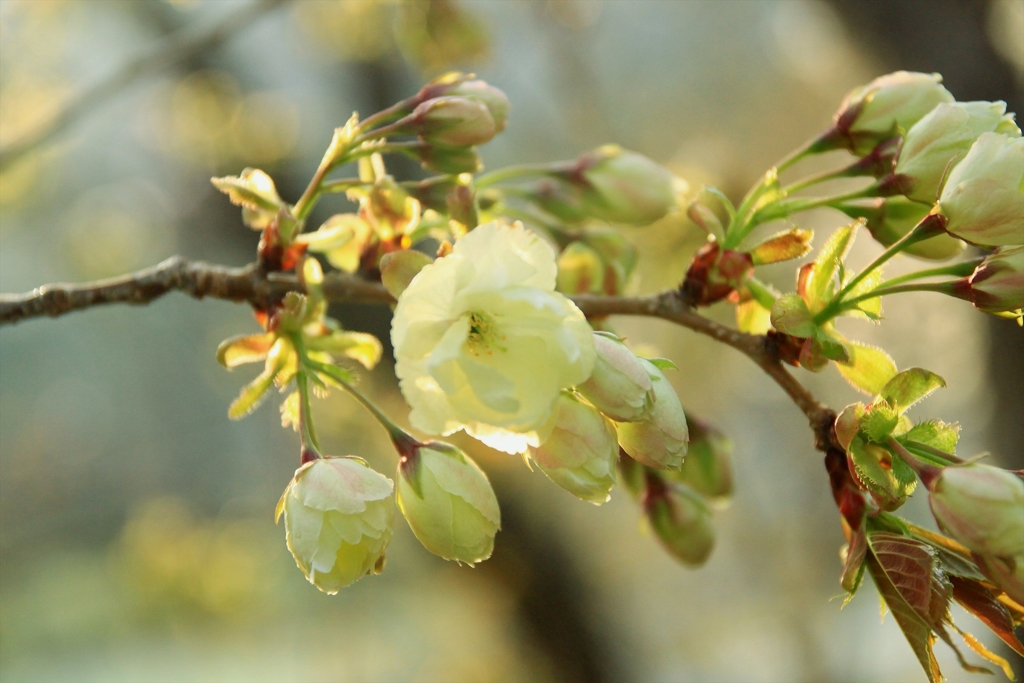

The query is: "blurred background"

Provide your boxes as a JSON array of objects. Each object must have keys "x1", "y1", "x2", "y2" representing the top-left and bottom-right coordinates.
[{"x1": 1, "y1": 1, "x2": 1022, "y2": 681}]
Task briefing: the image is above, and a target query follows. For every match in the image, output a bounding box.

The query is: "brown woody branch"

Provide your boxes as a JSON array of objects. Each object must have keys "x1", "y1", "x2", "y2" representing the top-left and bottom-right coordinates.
[{"x1": 0, "y1": 257, "x2": 838, "y2": 449}]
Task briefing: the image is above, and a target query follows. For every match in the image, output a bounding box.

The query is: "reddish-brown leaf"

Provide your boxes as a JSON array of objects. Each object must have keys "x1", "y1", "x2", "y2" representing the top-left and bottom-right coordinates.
[
  {"x1": 866, "y1": 552, "x2": 942, "y2": 683},
  {"x1": 952, "y1": 576, "x2": 1024, "y2": 656}
]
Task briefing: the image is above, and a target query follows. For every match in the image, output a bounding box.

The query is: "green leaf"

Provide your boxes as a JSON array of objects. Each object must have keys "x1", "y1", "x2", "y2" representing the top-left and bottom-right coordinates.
[
  {"x1": 228, "y1": 368, "x2": 277, "y2": 420},
  {"x1": 835, "y1": 340, "x2": 898, "y2": 395},
  {"x1": 812, "y1": 329, "x2": 850, "y2": 363},
  {"x1": 861, "y1": 401, "x2": 899, "y2": 443},
  {"x1": 735, "y1": 297, "x2": 772, "y2": 335},
  {"x1": 807, "y1": 220, "x2": 860, "y2": 310},
  {"x1": 880, "y1": 368, "x2": 947, "y2": 414},
  {"x1": 217, "y1": 333, "x2": 274, "y2": 368},
  {"x1": 842, "y1": 266, "x2": 884, "y2": 320},
  {"x1": 770, "y1": 294, "x2": 815, "y2": 337},
  {"x1": 904, "y1": 420, "x2": 960, "y2": 454},
  {"x1": 647, "y1": 358, "x2": 678, "y2": 371}
]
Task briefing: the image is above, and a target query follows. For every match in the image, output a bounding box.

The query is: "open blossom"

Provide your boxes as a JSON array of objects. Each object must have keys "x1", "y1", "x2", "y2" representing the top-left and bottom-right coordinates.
[
  {"x1": 276, "y1": 457, "x2": 394, "y2": 594},
  {"x1": 391, "y1": 222, "x2": 596, "y2": 454}
]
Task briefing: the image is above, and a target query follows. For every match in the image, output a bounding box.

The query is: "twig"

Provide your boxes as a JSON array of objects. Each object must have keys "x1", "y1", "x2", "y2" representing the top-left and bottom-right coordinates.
[
  {"x1": 0, "y1": 0, "x2": 290, "y2": 173},
  {"x1": 0, "y1": 257, "x2": 838, "y2": 450}
]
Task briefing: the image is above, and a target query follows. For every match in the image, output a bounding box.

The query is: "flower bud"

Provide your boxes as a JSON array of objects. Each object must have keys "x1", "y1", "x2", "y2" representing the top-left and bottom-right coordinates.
[
  {"x1": 275, "y1": 457, "x2": 394, "y2": 594},
  {"x1": 840, "y1": 197, "x2": 965, "y2": 260},
  {"x1": 894, "y1": 101, "x2": 1019, "y2": 203},
  {"x1": 938, "y1": 132, "x2": 1024, "y2": 248},
  {"x1": 556, "y1": 242, "x2": 605, "y2": 295},
  {"x1": 576, "y1": 332, "x2": 654, "y2": 421},
  {"x1": 928, "y1": 464, "x2": 1024, "y2": 558},
  {"x1": 396, "y1": 442, "x2": 500, "y2": 564},
  {"x1": 583, "y1": 227, "x2": 638, "y2": 295},
  {"x1": 671, "y1": 416, "x2": 733, "y2": 501},
  {"x1": 951, "y1": 246, "x2": 1024, "y2": 318},
  {"x1": 411, "y1": 143, "x2": 482, "y2": 175},
  {"x1": 646, "y1": 477, "x2": 715, "y2": 566},
  {"x1": 576, "y1": 145, "x2": 677, "y2": 226},
  {"x1": 411, "y1": 96, "x2": 497, "y2": 147},
  {"x1": 615, "y1": 359, "x2": 688, "y2": 470},
  {"x1": 443, "y1": 79, "x2": 509, "y2": 132},
  {"x1": 529, "y1": 393, "x2": 618, "y2": 504},
  {"x1": 832, "y1": 71, "x2": 953, "y2": 154}
]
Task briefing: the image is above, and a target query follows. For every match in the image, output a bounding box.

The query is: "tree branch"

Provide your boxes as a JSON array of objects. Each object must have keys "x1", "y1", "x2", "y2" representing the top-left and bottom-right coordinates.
[
  {"x1": 0, "y1": 256, "x2": 837, "y2": 449},
  {"x1": 0, "y1": 0, "x2": 290, "y2": 173}
]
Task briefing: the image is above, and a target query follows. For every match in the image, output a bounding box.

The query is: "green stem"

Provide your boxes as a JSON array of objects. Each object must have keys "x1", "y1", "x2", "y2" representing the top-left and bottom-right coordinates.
[
  {"x1": 781, "y1": 166, "x2": 851, "y2": 195},
  {"x1": 304, "y1": 358, "x2": 418, "y2": 448},
  {"x1": 874, "y1": 259, "x2": 981, "y2": 290},
  {"x1": 745, "y1": 276, "x2": 778, "y2": 310},
  {"x1": 319, "y1": 178, "x2": 367, "y2": 194},
  {"x1": 826, "y1": 283, "x2": 954, "y2": 318},
  {"x1": 475, "y1": 163, "x2": 558, "y2": 189},
  {"x1": 295, "y1": 369, "x2": 321, "y2": 459},
  {"x1": 814, "y1": 213, "x2": 948, "y2": 324},
  {"x1": 357, "y1": 100, "x2": 415, "y2": 135},
  {"x1": 901, "y1": 439, "x2": 964, "y2": 465}
]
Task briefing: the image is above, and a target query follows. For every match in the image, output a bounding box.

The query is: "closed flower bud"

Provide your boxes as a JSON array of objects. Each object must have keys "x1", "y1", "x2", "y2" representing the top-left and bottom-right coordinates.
[
  {"x1": 556, "y1": 242, "x2": 605, "y2": 295},
  {"x1": 443, "y1": 79, "x2": 509, "y2": 132},
  {"x1": 895, "y1": 101, "x2": 1020, "y2": 203},
  {"x1": 576, "y1": 332, "x2": 654, "y2": 421},
  {"x1": 951, "y1": 246, "x2": 1024, "y2": 317},
  {"x1": 411, "y1": 96, "x2": 496, "y2": 147},
  {"x1": 396, "y1": 443, "x2": 500, "y2": 564},
  {"x1": 832, "y1": 71, "x2": 953, "y2": 154},
  {"x1": 645, "y1": 474, "x2": 715, "y2": 566},
  {"x1": 928, "y1": 464, "x2": 1024, "y2": 558},
  {"x1": 529, "y1": 393, "x2": 618, "y2": 504},
  {"x1": 276, "y1": 457, "x2": 394, "y2": 594},
  {"x1": 840, "y1": 197, "x2": 965, "y2": 260},
  {"x1": 412, "y1": 143, "x2": 482, "y2": 175},
  {"x1": 671, "y1": 416, "x2": 733, "y2": 501},
  {"x1": 615, "y1": 359, "x2": 688, "y2": 470},
  {"x1": 576, "y1": 145, "x2": 677, "y2": 226},
  {"x1": 938, "y1": 132, "x2": 1024, "y2": 248}
]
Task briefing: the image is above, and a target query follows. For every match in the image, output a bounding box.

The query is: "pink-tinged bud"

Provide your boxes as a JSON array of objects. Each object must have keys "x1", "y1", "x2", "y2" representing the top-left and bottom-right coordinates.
[
  {"x1": 840, "y1": 197, "x2": 965, "y2": 260},
  {"x1": 615, "y1": 359, "x2": 688, "y2": 470},
  {"x1": 938, "y1": 132, "x2": 1024, "y2": 248},
  {"x1": 275, "y1": 457, "x2": 394, "y2": 594},
  {"x1": 530, "y1": 393, "x2": 618, "y2": 504},
  {"x1": 928, "y1": 464, "x2": 1024, "y2": 558},
  {"x1": 974, "y1": 552, "x2": 1024, "y2": 604},
  {"x1": 952, "y1": 246, "x2": 1024, "y2": 317},
  {"x1": 894, "y1": 101, "x2": 1019, "y2": 203},
  {"x1": 644, "y1": 474, "x2": 715, "y2": 566},
  {"x1": 576, "y1": 332, "x2": 654, "y2": 421},
  {"x1": 396, "y1": 442, "x2": 500, "y2": 564},
  {"x1": 671, "y1": 416, "x2": 733, "y2": 501},
  {"x1": 831, "y1": 71, "x2": 953, "y2": 154},
  {"x1": 410, "y1": 96, "x2": 496, "y2": 147}
]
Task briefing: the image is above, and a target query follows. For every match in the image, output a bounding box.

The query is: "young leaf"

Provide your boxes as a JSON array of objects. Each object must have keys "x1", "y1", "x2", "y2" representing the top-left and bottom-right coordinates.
[
  {"x1": 647, "y1": 358, "x2": 678, "y2": 371},
  {"x1": 865, "y1": 545, "x2": 942, "y2": 682},
  {"x1": 861, "y1": 401, "x2": 899, "y2": 443},
  {"x1": 842, "y1": 525, "x2": 869, "y2": 595},
  {"x1": 835, "y1": 340, "x2": 898, "y2": 395},
  {"x1": 307, "y1": 330, "x2": 383, "y2": 370},
  {"x1": 842, "y1": 266, "x2": 884, "y2": 320},
  {"x1": 879, "y1": 368, "x2": 947, "y2": 414},
  {"x1": 904, "y1": 420, "x2": 960, "y2": 454},
  {"x1": 748, "y1": 228, "x2": 814, "y2": 265},
  {"x1": 835, "y1": 402, "x2": 866, "y2": 451},
  {"x1": 228, "y1": 368, "x2": 277, "y2": 420},
  {"x1": 770, "y1": 294, "x2": 816, "y2": 337},
  {"x1": 217, "y1": 333, "x2": 275, "y2": 368},
  {"x1": 848, "y1": 438, "x2": 912, "y2": 510},
  {"x1": 806, "y1": 220, "x2": 861, "y2": 310},
  {"x1": 951, "y1": 575, "x2": 1024, "y2": 657}
]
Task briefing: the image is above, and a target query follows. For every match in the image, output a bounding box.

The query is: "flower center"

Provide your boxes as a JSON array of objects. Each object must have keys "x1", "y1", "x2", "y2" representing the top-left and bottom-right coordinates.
[{"x1": 464, "y1": 311, "x2": 506, "y2": 356}]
